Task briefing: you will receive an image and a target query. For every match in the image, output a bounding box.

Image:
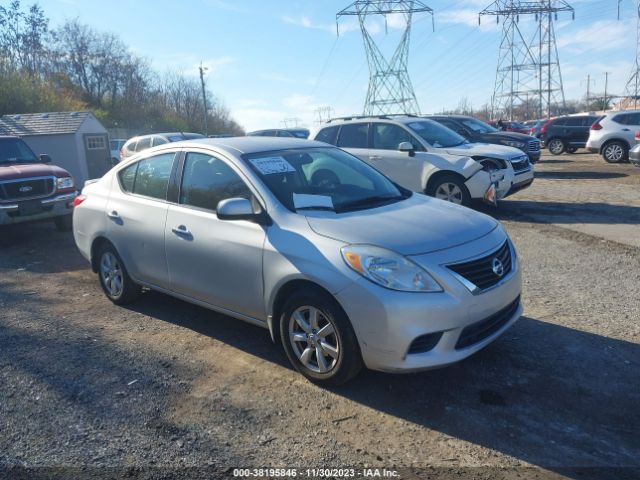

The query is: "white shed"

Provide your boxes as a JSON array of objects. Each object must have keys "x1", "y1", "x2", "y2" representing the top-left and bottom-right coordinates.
[{"x1": 0, "y1": 111, "x2": 111, "y2": 185}]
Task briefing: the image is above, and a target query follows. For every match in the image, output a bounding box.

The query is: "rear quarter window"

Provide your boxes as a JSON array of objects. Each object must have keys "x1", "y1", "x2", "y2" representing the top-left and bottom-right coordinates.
[
  {"x1": 314, "y1": 126, "x2": 339, "y2": 145},
  {"x1": 336, "y1": 123, "x2": 369, "y2": 149}
]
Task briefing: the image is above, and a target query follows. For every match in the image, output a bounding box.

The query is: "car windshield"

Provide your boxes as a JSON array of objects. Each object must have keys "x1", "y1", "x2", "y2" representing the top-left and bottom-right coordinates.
[
  {"x1": 461, "y1": 118, "x2": 498, "y2": 134},
  {"x1": 0, "y1": 138, "x2": 39, "y2": 164},
  {"x1": 405, "y1": 120, "x2": 467, "y2": 148},
  {"x1": 243, "y1": 147, "x2": 409, "y2": 213}
]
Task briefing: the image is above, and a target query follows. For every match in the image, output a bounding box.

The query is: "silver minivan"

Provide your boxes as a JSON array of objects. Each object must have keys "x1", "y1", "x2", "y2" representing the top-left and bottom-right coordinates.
[{"x1": 73, "y1": 138, "x2": 522, "y2": 385}]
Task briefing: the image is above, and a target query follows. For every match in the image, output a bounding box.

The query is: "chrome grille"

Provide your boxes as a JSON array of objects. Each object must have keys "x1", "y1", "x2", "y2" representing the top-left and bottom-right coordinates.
[
  {"x1": 447, "y1": 241, "x2": 513, "y2": 292},
  {"x1": 0, "y1": 177, "x2": 55, "y2": 202},
  {"x1": 528, "y1": 139, "x2": 540, "y2": 152},
  {"x1": 510, "y1": 156, "x2": 531, "y2": 172}
]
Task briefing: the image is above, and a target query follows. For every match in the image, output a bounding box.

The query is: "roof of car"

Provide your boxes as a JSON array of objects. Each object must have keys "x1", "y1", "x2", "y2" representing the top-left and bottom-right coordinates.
[{"x1": 163, "y1": 136, "x2": 330, "y2": 155}]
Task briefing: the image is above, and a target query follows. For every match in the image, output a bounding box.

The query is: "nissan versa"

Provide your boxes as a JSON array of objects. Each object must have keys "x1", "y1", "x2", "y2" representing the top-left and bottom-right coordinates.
[{"x1": 73, "y1": 137, "x2": 522, "y2": 385}]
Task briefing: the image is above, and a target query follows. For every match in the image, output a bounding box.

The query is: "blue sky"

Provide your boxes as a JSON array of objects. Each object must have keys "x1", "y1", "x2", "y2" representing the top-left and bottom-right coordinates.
[{"x1": 38, "y1": 0, "x2": 638, "y2": 131}]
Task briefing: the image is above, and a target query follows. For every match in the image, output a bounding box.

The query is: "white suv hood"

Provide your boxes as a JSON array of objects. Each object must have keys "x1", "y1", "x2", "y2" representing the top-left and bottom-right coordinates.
[
  {"x1": 443, "y1": 142, "x2": 526, "y2": 161},
  {"x1": 305, "y1": 194, "x2": 498, "y2": 256}
]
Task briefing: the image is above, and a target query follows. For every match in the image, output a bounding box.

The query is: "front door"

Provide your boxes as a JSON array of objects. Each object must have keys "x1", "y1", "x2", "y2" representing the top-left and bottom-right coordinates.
[
  {"x1": 84, "y1": 134, "x2": 111, "y2": 179},
  {"x1": 164, "y1": 150, "x2": 266, "y2": 320}
]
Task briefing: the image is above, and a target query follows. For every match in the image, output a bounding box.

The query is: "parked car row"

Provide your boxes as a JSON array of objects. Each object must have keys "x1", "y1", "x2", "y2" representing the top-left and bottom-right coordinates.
[{"x1": 73, "y1": 136, "x2": 523, "y2": 386}]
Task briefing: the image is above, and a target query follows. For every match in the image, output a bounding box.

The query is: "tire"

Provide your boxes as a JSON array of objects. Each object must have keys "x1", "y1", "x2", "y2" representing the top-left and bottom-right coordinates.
[
  {"x1": 547, "y1": 138, "x2": 565, "y2": 155},
  {"x1": 280, "y1": 287, "x2": 363, "y2": 386},
  {"x1": 53, "y1": 214, "x2": 72, "y2": 232},
  {"x1": 96, "y1": 243, "x2": 142, "y2": 305},
  {"x1": 566, "y1": 147, "x2": 578, "y2": 154},
  {"x1": 602, "y1": 141, "x2": 629, "y2": 163},
  {"x1": 426, "y1": 173, "x2": 472, "y2": 207}
]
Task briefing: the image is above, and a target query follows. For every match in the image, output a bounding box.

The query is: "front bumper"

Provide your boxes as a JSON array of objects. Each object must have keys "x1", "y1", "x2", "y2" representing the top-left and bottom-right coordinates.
[
  {"x1": 0, "y1": 191, "x2": 77, "y2": 225},
  {"x1": 630, "y1": 145, "x2": 640, "y2": 167},
  {"x1": 335, "y1": 229, "x2": 522, "y2": 373},
  {"x1": 504, "y1": 167, "x2": 534, "y2": 197},
  {"x1": 465, "y1": 168, "x2": 515, "y2": 203},
  {"x1": 524, "y1": 149, "x2": 540, "y2": 163}
]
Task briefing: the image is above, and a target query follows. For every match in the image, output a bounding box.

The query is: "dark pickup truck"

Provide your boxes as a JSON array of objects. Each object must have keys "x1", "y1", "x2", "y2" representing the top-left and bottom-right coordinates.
[{"x1": 0, "y1": 136, "x2": 77, "y2": 230}]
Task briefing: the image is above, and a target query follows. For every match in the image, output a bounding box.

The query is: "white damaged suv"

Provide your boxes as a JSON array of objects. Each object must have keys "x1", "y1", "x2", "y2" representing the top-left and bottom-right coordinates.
[{"x1": 312, "y1": 115, "x2": 534, "y2": 207}]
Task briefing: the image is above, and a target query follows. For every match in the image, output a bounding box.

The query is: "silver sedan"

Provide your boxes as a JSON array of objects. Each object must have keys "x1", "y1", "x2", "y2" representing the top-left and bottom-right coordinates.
[{"x1": 73, "y1": 137, "x2": 522, "y2": 385}]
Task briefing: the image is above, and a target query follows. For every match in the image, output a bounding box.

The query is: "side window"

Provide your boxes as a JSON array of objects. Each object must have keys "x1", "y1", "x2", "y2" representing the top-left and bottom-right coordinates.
[
  {"x1": 372, "y1": 123, "x2": 419, "y2": 150},
  {"x1": 180, "y1": 152, "x2": 252, "y2": 211},
  {"x1": 337, "y1": 123, "x2": 369, "y2": 149},
  {"x1": 612, "y1": 114, "x2": 629, "y2": 125},
  {"x1": 152, "y1": 136, "x2": 168, "y2": 146},
  {"x1": 118, "y1": 162, "x2": 138, "y2": 192},
  {"x1": 135, "y1": 137, "x2": 152, "y2": 152},
  {"x1": 627, "y1": 113, "x2": 640, "y2": 126},
  {"x1": 565, "y1": 117, "x2": 582, "y2": 127},
  {"x1": 553, "y1": 118, "x2": 566, "y2": 127},
  {"x1": 125, "y1": 141, "x2": 137, "y2": 153},
  {"x1": 315, "y1": 126, "x2": 339, "y2": 145},
  {"x1": 131, "y1": 152, "x2": 175, "y2": 200}
]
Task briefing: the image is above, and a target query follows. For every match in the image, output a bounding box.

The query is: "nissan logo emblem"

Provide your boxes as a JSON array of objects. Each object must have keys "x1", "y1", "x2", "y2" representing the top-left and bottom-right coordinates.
[
  {"x1": 19, "y1": 185, "x2": 33, "y2": 193},
  {"x1": 492, "y1": 258, "x2": 504, "y2": 277}
]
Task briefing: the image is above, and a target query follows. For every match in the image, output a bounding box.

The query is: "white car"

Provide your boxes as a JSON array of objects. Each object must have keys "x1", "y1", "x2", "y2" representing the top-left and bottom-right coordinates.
[
  {"x1": 586, "y1": 110, "x2": 640, "y2": 163},
  {"x1": 311, "y1": 116, "x2": 534, "y2": 207}
]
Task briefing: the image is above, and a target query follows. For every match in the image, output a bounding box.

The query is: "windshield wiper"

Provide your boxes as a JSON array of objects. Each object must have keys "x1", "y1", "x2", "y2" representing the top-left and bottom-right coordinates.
[
  {"x1": 337, "y1": 195, "x2": 404, "y2": 212},
  {"x1": 295, "y1": 205, "x2": 336, "y2": 212}
]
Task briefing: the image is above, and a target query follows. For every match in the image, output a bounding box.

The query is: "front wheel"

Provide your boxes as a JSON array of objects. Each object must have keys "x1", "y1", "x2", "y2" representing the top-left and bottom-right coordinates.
[
  {"x1": 602, "y1": 141, "x2": 628, "y2": 163},
  {"x1": 280, "y1": 288, "x2": 363, "y2": 386},
  {"x1": 427, "y1": 174, "x2": 472, "y2": 207},
  {"x1": 547, "y1": 138, "x2": 565, "y2": 155},
  {"x1": 97, "y1": 244, "x2": 142, "y2": 305}
]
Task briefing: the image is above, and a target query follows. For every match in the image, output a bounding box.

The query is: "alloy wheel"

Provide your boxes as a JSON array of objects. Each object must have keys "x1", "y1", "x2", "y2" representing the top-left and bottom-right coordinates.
[
  {"x1": 288, "y1": 306, "x2": 340, "y2": 374},
  {"x1": 548, "y1": 139, "x2": 564, "y2": 155},
  {"x1": 434, "y1": 182, "x2": 464, "y2": 204},
  {"x1": 604, "y1": 144, "x2": 624, "y2": 162},
  {"x1": 100, "y1": 252, "x2": 123, "y2": 298}
]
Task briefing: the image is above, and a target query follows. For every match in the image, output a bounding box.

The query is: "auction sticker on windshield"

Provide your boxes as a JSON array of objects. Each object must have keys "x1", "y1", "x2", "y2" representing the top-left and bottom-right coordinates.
[{"x1": 250, "y1": 157, "x2": 296, "y2": 175}]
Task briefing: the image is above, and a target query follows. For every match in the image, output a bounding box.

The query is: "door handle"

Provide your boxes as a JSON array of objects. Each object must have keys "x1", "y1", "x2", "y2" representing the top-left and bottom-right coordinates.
[
  {"x1": 369, "y1": 156, "x2": 383, "y2": 160},
  {"x1": 107, "y1": 210, "x2": 120, "y2": 219},
  {"x1": 622, "y1": 128, "x2": 631, "y2": 131},
  {"x1": 172, "y1": 225, "x2": 191, "y2": 236}
]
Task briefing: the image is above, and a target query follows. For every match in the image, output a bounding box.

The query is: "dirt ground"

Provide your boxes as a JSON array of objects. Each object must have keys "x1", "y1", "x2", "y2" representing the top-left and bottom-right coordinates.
[{"x1": 0, "y1": 152, "x2": 638, "y2": 480}]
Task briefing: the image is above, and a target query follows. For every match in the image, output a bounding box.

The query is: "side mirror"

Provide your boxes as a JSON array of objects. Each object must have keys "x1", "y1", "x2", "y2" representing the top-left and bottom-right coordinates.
[
  {"x1": 40, "y1": 154, "x2": 52, "y2": 163},
  {"x1": 217, "y1": 197, "x2": 268, "y2": 224},
  {"x1": 398, "y1": 141, "x2": 416, "y2": 157}
]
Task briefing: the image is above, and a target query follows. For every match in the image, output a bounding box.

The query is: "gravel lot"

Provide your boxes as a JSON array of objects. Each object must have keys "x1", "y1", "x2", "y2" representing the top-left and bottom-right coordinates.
[{"x1": 0, "y1": 152, "x2": 638, "y2": 480}]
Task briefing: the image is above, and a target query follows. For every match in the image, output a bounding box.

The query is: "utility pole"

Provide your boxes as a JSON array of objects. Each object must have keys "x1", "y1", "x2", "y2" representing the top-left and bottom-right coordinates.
[
  {"x1": 337, "y1": 1, "x2": 434, "y2": 115},
  {"x1": 582, "y1": 74, "x2": 596, "y2": 108},
  {"x1": 199, "y1": 63, "x2": 209, "y2": 136},
  {"x1": 604, "y1": 71, "x2": 611, "y2": 111}
]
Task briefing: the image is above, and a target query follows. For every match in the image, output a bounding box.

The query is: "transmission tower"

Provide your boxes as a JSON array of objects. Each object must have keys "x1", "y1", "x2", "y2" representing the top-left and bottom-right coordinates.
[
  {"x1": 480, "y1": 1, "x2": 574, "y2": 120},
  {"x1": 624, "y1": 1, "x2": 640, "y2": 108},
  {"x1": 337, "y1": 1, "x2": 433, "y2": 116}
]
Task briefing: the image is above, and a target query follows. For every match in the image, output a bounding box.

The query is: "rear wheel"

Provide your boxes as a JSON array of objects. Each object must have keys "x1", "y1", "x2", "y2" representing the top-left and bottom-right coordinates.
[
  {"x1": 547, "y1": 138, "x2": 565, "y2": 155},
  {"x1": 280, "y1": 288, "x2": 363, "y2": 386},
  {"x1": 53, "y1": 214, "x2": 72, "y2": 232},
  {"x1": 97, "y1": 244, "x2": 142, "y2": 305},
  {"x1": 427, "y1": 174, "x2": 471, "y2": 207},
  {"x1": 602, "y1": 141, "x2": 628, "y2": 163}
]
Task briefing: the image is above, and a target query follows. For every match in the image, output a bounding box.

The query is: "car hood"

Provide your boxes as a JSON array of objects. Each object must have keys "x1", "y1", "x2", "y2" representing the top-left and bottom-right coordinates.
[
  {"x1": 443, "y1": 142, "x2": 526, "y2": 161},
  {"x1": 0, "y1": 162, "x2": 70, "y2": 181},
  {"x1": 305, "y1": 194, "x2": 498, "y2": 256}
]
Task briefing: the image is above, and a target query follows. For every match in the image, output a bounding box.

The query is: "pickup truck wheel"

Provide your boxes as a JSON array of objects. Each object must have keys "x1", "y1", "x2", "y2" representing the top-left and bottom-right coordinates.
[
  {"x1": 97, "y1": 244, "x2": 142, "y2": 305},
  {"x1": 53, "y1": 214, "x2": 72, "y2": 232},
  {"x1": 427, "y1": 174, "x2": 471, "y2": 207},
  {"x1": 547, "y1": 138, "x2": 565, "y2": 155},
  {"x1": 602, "y1": 141, "x2": 628, "y2": 163}
]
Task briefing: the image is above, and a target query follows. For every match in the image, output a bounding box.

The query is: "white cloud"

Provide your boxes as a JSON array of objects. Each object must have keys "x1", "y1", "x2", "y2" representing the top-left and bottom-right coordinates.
[
  {"x1": 282, "y1": 15, "x2": 335, "y2": 34},
  {"x1": 557, "y1": 20, "x2": 632, "y2": 54}
]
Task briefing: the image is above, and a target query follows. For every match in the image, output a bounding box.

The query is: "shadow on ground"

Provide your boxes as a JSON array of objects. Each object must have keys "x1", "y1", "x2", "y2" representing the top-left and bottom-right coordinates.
[
  {"x1": 534, "y1": 171, "x2": 628, "y2": 180},
  {"x1": 126, "y1": 292, "x2": 640, "y2": 479}
]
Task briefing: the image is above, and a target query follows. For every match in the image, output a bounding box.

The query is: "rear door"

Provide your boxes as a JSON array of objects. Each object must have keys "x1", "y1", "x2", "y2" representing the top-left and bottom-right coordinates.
[
  {"x1": 616, "y1": 112, "x2": 640, "y2": 145},
  {"x1": 164, "y1": 149, "x2": 266, "y2": 319},
  {"x1": 106, "y1": 150, "x2": 178, "y2": 289}
]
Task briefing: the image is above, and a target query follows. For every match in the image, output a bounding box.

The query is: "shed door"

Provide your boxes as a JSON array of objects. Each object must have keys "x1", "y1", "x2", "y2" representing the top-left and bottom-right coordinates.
[{"x1": 83, "y1": 134, "x2": 111, "y2": 179}]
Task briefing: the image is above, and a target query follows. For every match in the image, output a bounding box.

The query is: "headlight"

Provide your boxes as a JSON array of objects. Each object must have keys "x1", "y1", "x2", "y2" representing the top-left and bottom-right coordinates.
[
  {"x1": 341, "y1": 245, "x2": 443, "y2": 292},
  {"x1": 56, "y1": 176, "x2": 75, "y2": 190},
  {"x1": 500, "y1": 140, "x2": 526, "y2": 149}
]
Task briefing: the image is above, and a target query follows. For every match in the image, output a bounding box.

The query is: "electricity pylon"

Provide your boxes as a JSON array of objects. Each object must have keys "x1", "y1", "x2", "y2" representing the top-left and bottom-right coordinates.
[
  {"x1": 480, "y1": 0, "x2": 574, "y2": 120},
  {"x1": 624, "y1": 1, "x2": 640, "y2": 108},
  {"x1": 337, "y1": 1, "x2": 433, "y2": 116}
]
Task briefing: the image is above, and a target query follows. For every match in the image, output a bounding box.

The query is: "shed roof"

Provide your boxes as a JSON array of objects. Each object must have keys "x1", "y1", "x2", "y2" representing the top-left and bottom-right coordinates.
[{"x1": 0, "y1": 111, "x2": 92, "y2": 136}]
